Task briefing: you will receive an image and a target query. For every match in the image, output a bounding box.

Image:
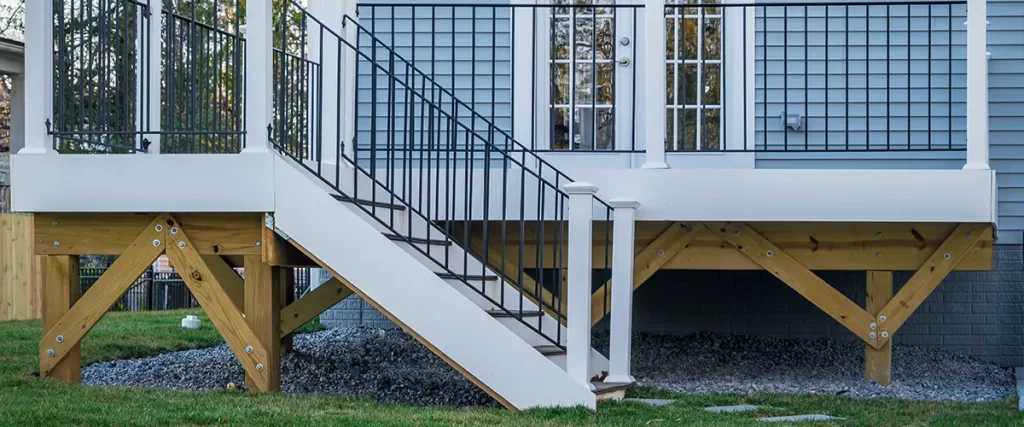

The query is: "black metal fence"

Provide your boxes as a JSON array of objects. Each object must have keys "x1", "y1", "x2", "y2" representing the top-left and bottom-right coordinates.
[{"x1": 80, "y1": 266, "x2": 313, "y2": 312}]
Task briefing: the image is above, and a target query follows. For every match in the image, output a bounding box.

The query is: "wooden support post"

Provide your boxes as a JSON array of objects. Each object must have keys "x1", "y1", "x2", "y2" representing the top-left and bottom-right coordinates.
[
  {"x1": 244, "y1": 255, "x2": 281, "y2": 391},
  {"x1": 865, "y1": 271, "x2": 893, "y2": 385},
  {"x1": 42, "y1": 256, "x2": 81, "y2": 383},
  {"x1": 280, "y1": 268, "x2": 295, "y2": 352}
]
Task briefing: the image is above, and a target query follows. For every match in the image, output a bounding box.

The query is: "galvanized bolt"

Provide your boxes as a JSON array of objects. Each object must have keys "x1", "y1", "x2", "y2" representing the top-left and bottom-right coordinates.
[
  {"x1": 876, "y1": 252, "x2": 882, "y2": 257},
  {"x1": 869, "y1": 332, "x2": 877, "y2": 339},
  {"x1": 869, "y1": 323, "x2": 877, "y2": 330},
  {"x1": 766, "y1": 250, "x2": 774, "y2": 257},
  {"x1": 52, "y1": 220, "x2": 59, "y2": 226},
  {"x1": 56, "y1": 335, "x2": 64, "y2": 343},
  {"x1": 256, "y1": 363, "x2": 264, "y2": 371},
  {"x1": 46, "y1": 349, "x2": 54, "y2": 357},
  {"x1": 152, "y1": 239, "x2": 160, "y2": 247},
  {"x1": 685, "y1": 225, "x2": 693, "y2": 232},
  {"x1": 733, "y1": 229, "x2": 740, "y2": 236},
  {"x1": 245, "y1": 346, "x2": 253, "y2": 354},
  {"x1": 879, "y1": 315, "x2": 887, "y2": 323},
  {"x1": 255, "y1": 241, "x2": 262, "y2": 247},
  {"x1": 155, "y1": 224, "x2": 163, "y2": 232},
  {"x1": 966, "y1": 231, "x2": 973, "y2": 237},
  {"x1": 657, "y1": 249, "x2": 665, "y2": 256},
  {"x1": 876, "y1": 232, "x2": 882, "y2": 237},
  {"x1": 881, "y1": 331, "x2": 889, "y2": 338},
  {"x1": 53, "y1": 241, "x2": 60, "y2": 247},
  {"x1": 170, "y1": 227, "x2": 179, "y2": 235},
  {"x1": 943, "y1": 253, "x2": 951, "y2": 260},
  {"x1": 178, "y1": 241, "x2": 186, "y2": 249}
]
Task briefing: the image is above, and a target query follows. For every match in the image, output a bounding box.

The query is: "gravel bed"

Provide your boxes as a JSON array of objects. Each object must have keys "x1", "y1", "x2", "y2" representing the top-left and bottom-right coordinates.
[
  {"x1": 595, "y1": 331, "x2": 1015, "y2": 402},
  {"x1": 85, "y1": 327, "x2": 1014, "y2": 405},
  {"x1": 83, "y1": 328, "x2": 497, "y2": 408}
]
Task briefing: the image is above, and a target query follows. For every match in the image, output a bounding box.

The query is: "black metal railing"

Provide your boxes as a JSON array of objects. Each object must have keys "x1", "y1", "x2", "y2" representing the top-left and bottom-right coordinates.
[
  {"x1": 273, "y1": 48, "x2": 319, "y2": 163},
  {"x1": 274, "y1": 0, "x2": 617, "y2": 348},
  {"x1": 356, "y1": 3, "x2": 641, "y2": 154},
  {"x1": 50, "y1": 0, "x2": 246, "y2": 153}
]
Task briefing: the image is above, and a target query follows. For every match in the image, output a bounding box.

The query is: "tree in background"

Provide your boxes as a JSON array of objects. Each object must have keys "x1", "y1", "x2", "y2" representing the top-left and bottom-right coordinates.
[{"x1": 0, "y1": 0, "x2": 24, "y2": 153}]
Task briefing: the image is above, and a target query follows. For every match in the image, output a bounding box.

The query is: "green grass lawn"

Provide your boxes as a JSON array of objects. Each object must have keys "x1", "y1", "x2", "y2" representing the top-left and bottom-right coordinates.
[{"x1": 0, "y1": 310, "x2": 1021, "y2": 426}]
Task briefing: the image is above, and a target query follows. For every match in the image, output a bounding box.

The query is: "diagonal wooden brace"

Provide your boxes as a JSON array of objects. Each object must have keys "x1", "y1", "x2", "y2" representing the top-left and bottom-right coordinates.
[
  {"x1": 590, "y1": 222, "x2": 701, "y2": 326},
  {"x1": 163, "y1": 215, "x2": 273, "y2": 391},
  {"x1": 39, "y1": 215, "x2": 168, "y2": 377},
  {"x1": 874, "y1": 223, "x2": 989, "y2": 348},
  {"x1": 201, "y1": 255, "x2": 245, "y2": 312},
  {"x1": 280, "y1": 277, "x2": 353, "y2": 335},
  {"x1": 703, "y1": 222, "x2": 880, "y2": 348}
]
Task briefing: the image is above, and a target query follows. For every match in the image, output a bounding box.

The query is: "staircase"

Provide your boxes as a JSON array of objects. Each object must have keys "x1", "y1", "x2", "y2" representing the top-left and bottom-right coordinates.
[{"x1": 268, "y1": 1, "x2": 615, "y2": 409}]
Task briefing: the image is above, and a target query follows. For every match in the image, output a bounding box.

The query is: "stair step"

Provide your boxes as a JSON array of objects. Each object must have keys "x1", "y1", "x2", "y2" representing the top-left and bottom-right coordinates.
[
  {"x1": 533, "y1": 345, "x2": 566, "y2": 356},
  {"x1": 332, "y1": 194, "x2": 407, "y2": 211},
  {"x1": 383, "y1": 233, "x2": 451, "y2": 246},
  {"x1": 486, "y1": 309, "x2": 543, "y2": 318},
  {"x1": 435, "y1": 272, "x2": 498, "y2": 281}
]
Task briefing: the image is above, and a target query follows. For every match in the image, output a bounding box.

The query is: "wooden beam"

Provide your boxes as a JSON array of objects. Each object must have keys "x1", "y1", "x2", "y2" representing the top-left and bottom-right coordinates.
[
  {"x1": 39, "y1": 216, "x2": 166, "y2": 376},
  {"x1": 703, "y1": 222, "x2": 880, "y2": 348},
  {"x1": 244, "y1": 255, "x2": 282, "y2": 392},
  {"x1": 35, "y1": 213, "x2": 263, "y2": 255},
  {"x1": 280, "y1": 277, "x2": 353, "y2": 336},
  {"x1": 865, "y1": 271, "x2": 893, "y2": 385},
  {"x1": 41, "y1": 255, "x2": 81, "y2": 383},
  {"x1": 286, "y1": 239, "x2": 516, "y2": 410},
  {"x1": 590, "y1": 222, "x2": 700, "y2": 326},
  {"x1": 163, "y1": 216, "x2": 274, "y2": 392},
  {"x1": 875, "y1": 224, "x2": 989, "y2": 348},
  {"x1": 201, "y1": 255, "x2": 244, "y2": 313}
]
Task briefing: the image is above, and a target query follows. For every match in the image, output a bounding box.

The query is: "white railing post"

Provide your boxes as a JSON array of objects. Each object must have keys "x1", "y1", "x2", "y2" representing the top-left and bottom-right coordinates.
[
  {"x1": 307, "y1": 0, "x2": 343, "y2": 166},
  {"x1": 144, "y1": 0, "x2": 162, "y2": 154},
  {"x1": 340, "y1": 0, "x2": 359, "y2": 161},
  {"x1": 605, "y1": 198, "x2": 639, "y2": 384},
  {"x1": 243, "y1": 0, "x2": 273, "y2": 154},
  {"x1": 21, "y1": 0, "x2": 54, "y2": 154},
  {"x1": 964, "y1": 0, "x2": 989, "y2": 170},
  {"x1": 564, "y1": 182, "x2": 598, "y2": 391},
  {"x1": 10, "y1": 75, "x2": 25, "y2": 154},
  {"x1": 641, "y1": 0, "x2": 668, "y2": 168}
]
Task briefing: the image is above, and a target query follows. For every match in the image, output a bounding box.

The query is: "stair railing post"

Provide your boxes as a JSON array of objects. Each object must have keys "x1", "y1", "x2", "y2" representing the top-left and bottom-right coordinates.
[
  {"x1": 605, "y1": 198, "x2": 639, "y2": 384},
  {"x1": 341, "y1": 0, "x2": 359, "y2": 161},
  {"x1": 308, "y1": 0, "x2": 343, "y2": 169},
  {"x1": 21, "y1": 0, "x2": 53, "y2": 154},
  {"x1": 564, "y1": 182, "x2": 599, "y2": 391},
  {"x1": 964, "y1": 0, "x2": 989, "y2": 170},
  {"x1": 641, "y1": 0, "x2": 668, "y2": 169},
  {"x1": 243, "y1": 0, "x2": 273, "y2": 153}
]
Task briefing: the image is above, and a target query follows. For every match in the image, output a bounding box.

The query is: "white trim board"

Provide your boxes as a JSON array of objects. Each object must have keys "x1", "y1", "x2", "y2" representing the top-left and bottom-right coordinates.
[{"x1": 10, "y1": 153, "x2": 276, "y2": 212}]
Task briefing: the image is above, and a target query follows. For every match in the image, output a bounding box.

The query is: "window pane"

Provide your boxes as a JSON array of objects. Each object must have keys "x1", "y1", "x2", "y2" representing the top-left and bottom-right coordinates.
[
  {"x1": 551, "y1": 108, "x2": 570, "y2": 150},
  {"x1": 704, "y1": 18, "x2": 722, "y2": 60},
  {"x1": 704, "y1": 63, "x2": 721, "y2": 105},
  {"x1": 703, "y1": 108, "x2": 721, "y2": 150}
]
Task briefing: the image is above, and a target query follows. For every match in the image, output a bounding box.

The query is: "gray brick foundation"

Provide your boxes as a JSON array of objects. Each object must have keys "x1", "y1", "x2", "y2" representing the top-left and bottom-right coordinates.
[{"x1": 319, "y1": 244, "x2": 1024, "y2": 366}]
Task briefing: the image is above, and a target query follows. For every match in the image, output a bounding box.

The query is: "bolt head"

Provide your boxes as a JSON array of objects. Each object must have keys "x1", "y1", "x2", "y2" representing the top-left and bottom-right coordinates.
[
  {"x1": 53, "y1": 241, "x2": 60, "y2": 247},
  {"x1": 170, "y1": 227, "x2": 179, "y2": 234},
  {"x1": 875, "y1": 252, "x2": 882, "y2": 257},
  {"x1": 155, "y1": 224, "x2": 163, "y2": 232},
  {"x1": 733, "y1": 229, "x2": 740, "y2": 236},
  {"x1": 966, "y1": 231, "x2": 973, "y2": 237},
  {"x1": 178, "y1": 241, "x2": 186, "y2": 249},
  {"x1": 869, "y1": 332, "x2": 877, "y2": 339},
  {"x1": 766, "y1": 250, "x2": 773, "y2": 257},
  {"x1": 876, "y1": 232, "x2": 882, "y2": 237},
  {"x1": 869, "y1": 323, "x2": 877, "y2": 330},
  {"x1": 255, "y1": 241, "x2": 262, "y2": 247},
  {"x1": 943, "y1": 253, "x2": 951, "y2": 260},
  {"x1": 52, "y1": 221, "x2": 59, "y2": 226},
  {"x1": 152, "y1": 239, "x2": 160, "y2": 247},
  {"x1": 657, "y1": 249, "x2": 665, "y2": 256},
  {"x1": 256, "y1": 363, "x2": 264, "y2": 371},
  {"x1": 56, "y1": 335, "x2": 64, "y2": 343},
  {"x1": 46, "y1": 349, "x2": 54, "y2": 357},
  {"x1": 879, "y1": 315, "x2": 887, "y2": 323},
  {"x1": 881, "y1": 331, "x2": 889, "y2": 338},
  {"x1": 245, "y1": 346, "x2": 253, "y2": 354}
]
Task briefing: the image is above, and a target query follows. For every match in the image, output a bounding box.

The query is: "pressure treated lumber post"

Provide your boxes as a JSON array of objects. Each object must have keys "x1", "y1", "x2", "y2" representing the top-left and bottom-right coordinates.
[
  {"x1": 244, "y1": 255, "x2": 281, "y2": 391},
  {"x1": 605, "y1": 199, "x2": 639, "y2": 384},
  {"x1": 280, "y1": 268, "x2": 295, "y2": 352},
  {"x1": 42, "y1": 256, "x2": 81, "y2": 383},
  {"x1": 565, "y1": 182, "x2": 598, "y2": 390},
  {"x1": 865, "y1": 271, "x2": 893, "y2": 385}
]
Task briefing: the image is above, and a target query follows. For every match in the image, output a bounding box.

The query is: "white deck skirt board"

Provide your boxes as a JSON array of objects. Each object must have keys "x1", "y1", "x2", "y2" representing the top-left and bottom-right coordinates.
[
  {"x1": 272, "y1": 155, "x2": 596, "y2": 410},
  {"x1": 10, "y1": 153, "x2": 275, "y2": 212}
]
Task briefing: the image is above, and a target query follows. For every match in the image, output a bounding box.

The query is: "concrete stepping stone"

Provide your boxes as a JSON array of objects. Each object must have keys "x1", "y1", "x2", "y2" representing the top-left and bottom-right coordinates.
[
  {"x1": 705, "y1": 404, "x2": 759, "y2": 413},
  {"x1": 759, "y1": 414, "x2": 844, "y2": 422},
  {"x1": 622, "y1": 398, "x2": 675, "y2": 406}
]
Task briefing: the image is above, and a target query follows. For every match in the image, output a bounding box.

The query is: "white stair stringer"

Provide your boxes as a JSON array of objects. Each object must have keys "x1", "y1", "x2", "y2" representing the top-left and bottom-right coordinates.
[{"x1": 273, "y1": 154, "x2": 596, "y2": 410}]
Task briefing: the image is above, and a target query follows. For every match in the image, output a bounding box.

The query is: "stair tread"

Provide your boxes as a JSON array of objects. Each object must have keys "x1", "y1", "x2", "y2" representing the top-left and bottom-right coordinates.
[
  {"x1": 485, "y1": 309, "x2": 543, "y2": 318},
  {"x1": 332, "y1": 194, "x2": 407, "y2": 211},
  {"x1": 383, "y1": 233, "x2": 451, "y2": 246},
  {"x1": 435, "y1": 272, "x2": 498, "y2": 281},
  {"x1": 533, "y1": 345, "x2": 565, "y2": 356}
]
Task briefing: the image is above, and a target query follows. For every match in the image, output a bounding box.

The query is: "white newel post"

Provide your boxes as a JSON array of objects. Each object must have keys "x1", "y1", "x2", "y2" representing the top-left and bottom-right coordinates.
[
  {"x1": 641, "y1": 0, "x2": 668, "y2": 169},
  {"x1": 964, "y1": 0, "x2": 989, "y2": 170},
  {"x1": 564, "y1": 182, "x2": 598, "y2": 391},
  {"x1": 341, "y1": 0, "x2": 359, "y2": 160},
  {"x1": 21, "y1": 0, "x2": 54, "y2": 154},
  {"x1": 243, "y1": 0, "x2": 273, "y2": 153},
  {"x1": 144, "y1": 0, "x2": 162, "y2": 154},
  {"x1": 605, "y1": 198, "x2": 639, "y2": 384},
  {"x1": 308, "y1": 0, "x2": 343, "y2": 165}
]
